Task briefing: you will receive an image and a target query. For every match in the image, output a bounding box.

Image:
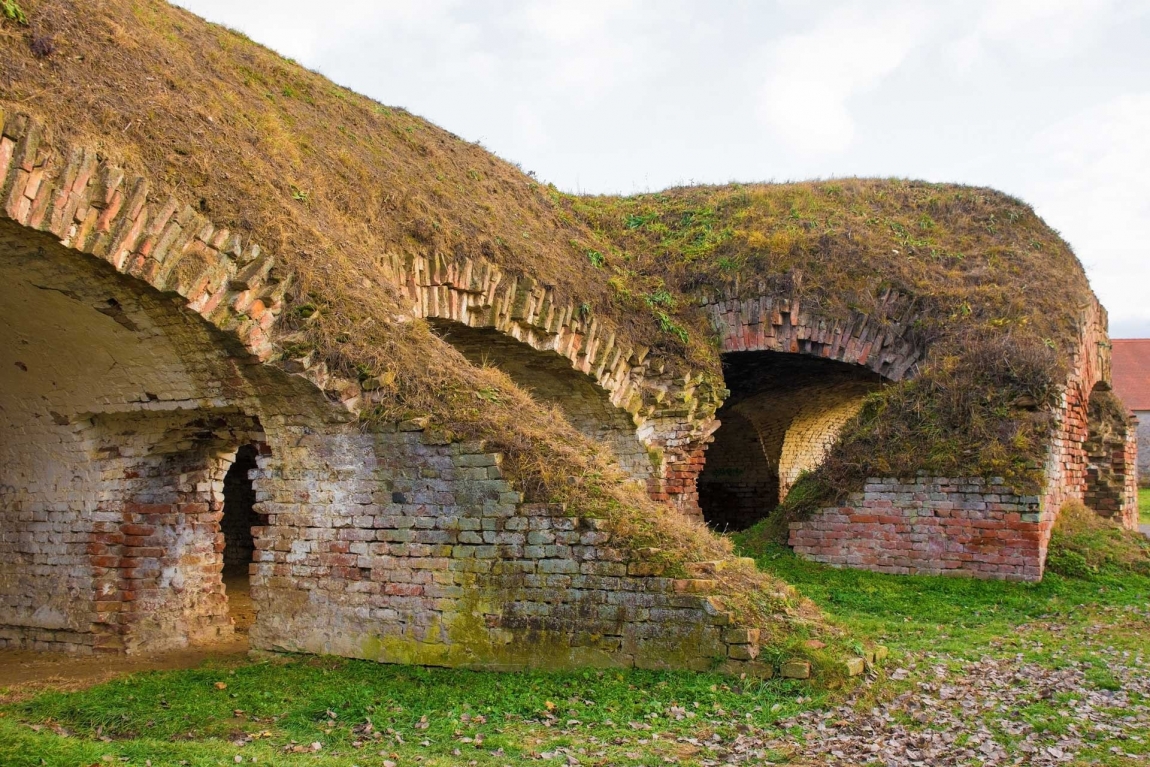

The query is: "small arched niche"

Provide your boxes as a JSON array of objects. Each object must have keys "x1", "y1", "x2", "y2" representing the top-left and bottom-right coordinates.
[{"x1": 1083, "y1": 383, "x2": 1135, "y2": 526}]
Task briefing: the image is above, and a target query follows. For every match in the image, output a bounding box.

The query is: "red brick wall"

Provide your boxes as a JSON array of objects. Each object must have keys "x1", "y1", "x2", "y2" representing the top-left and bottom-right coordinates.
[{"x1": 789, "y1": 478, "x2": 1047, "y2": 581}]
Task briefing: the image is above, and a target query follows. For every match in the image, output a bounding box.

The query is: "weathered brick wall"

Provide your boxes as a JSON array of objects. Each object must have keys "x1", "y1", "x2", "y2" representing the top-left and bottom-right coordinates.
[
  {"x1": 81, "y1": 411, "x2": 264, "y2": 652},
  {"x1": 1126, "y1": 426, "x2": 1141, "y2": 510},
  {"x1": 249, "y1": 422, "x2": 768, "y2": 671},
  {"x1": 789, "y1": 478, "x2": 1045, "y2": 581},
  {"x1": 0, "y1": 210, "x2": 343, "y2": 652}
]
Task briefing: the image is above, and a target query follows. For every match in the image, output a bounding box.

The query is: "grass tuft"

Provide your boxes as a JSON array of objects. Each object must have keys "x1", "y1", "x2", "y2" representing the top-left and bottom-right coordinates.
[{"x1": 1046, "y1": 500, "x2": 1150, "y2": 578}]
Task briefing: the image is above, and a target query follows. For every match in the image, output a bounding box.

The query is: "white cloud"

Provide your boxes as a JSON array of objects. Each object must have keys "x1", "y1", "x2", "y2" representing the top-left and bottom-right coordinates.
[
  {"x1": 755, "y1": 3, "x2": 935, "y2": 155},
  {"x1": 947, "y1": 0, "x2": 1124, "y2": 70},
  {"x1": 1025, "y1": 93, "x2": 1150, "y2": 335}
]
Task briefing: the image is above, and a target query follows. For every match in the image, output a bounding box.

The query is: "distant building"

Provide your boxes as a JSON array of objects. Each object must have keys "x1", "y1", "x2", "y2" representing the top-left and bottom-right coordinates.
[{"x1": 1112, "y1": 339, "x2": 1150, "y2": 486}]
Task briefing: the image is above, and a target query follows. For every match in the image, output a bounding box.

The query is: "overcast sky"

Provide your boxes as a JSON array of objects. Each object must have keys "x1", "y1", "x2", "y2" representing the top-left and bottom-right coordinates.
[{"x1": 175, "y1": 0, "x2": 1150, "y2": 338}]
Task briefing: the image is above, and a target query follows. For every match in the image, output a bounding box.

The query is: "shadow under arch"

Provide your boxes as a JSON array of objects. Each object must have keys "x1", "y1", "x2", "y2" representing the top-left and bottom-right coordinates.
[
  {"x1": 699, "y1": 351, "x2": 887, "y2": 531},
  {"x1": 428, "y1": 320, "x2": 653, "y2": 483}
]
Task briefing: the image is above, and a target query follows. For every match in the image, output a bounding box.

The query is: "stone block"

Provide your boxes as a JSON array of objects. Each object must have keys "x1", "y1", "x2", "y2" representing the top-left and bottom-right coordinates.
[
  {"x1": 843, "y1": 657, "x2": 865, "y2": 676},
  {"x1": 723, "y1": 627, "x2": 760, "y2": 645},
  {"x1": 780, "y1": 660, "x2": 811, "y2": 679}
]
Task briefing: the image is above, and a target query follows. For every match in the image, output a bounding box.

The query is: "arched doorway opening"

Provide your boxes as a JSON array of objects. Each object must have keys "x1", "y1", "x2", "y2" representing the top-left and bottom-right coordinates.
[
  {"x1": 220, "y1": 443, "x2": 267, "y2": 638},
  {"x1": 699, "y1": 351, "x2": 886, "y2": 531},
  {"x1": 1083, "y1": 383, "x2": 1136, "y2": 527}
]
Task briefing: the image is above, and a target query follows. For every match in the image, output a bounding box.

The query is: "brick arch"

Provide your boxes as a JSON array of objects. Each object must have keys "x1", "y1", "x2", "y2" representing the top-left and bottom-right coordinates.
[
  {"x1": 377, "y1": 252, "x2": 723, "y2": 511},
  {"x1": 428, "y1": 321, "x2": 654, "y2": 483},
  {"x1": 0, "y1": 111, "x2": 289, "y2": 361},
  {"x1": 0, "y1": 111, "x2": 349, "y2": 653},
  {"x1": 668, "y1": 290, "x2": 925, "y2": 523},
  {"x1": 705, "y1": 290, "x2": 926, "y2": 380}
]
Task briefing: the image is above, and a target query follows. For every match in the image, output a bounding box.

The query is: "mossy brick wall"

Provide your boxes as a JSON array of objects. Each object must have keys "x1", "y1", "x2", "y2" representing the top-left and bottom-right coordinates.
[{"x1": 249, "y1": 423, "x2": 768, "y2": 672}]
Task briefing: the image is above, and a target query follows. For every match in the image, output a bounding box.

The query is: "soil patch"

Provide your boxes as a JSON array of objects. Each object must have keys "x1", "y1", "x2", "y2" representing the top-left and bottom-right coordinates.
[{"x1": 0, "y1": 572, "x2": 255, "y2": 703}]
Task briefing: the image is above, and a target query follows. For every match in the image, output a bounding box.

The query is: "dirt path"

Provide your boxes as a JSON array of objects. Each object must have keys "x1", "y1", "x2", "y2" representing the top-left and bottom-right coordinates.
[{"x1": 0, "y1": 572, "x2": 254, "y2": 703}]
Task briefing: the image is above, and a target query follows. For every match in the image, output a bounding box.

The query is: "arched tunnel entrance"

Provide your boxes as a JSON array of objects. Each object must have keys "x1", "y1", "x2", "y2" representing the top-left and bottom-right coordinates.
[
  {"x1": 220, "y1": 442, "x2": 266, "y2": 637},
  {"x1": 699, "y1": 351, "x2": 886, "y2": 531},
  {"x1": 428, "y1": 321, "x2": 653, "y2": 483},
  {"x1": 0, "y1": 219, "x2": 307, "y2": 653}
]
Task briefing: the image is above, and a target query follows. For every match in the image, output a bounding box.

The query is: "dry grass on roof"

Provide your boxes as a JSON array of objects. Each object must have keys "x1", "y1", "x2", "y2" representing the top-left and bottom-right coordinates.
[
  {"x1": 0, "y1": 0, "x2": 1106, "y2": 524},
  {"x1": 0, "y1": 0, "x2": 826, "y2": 632},
  {"x1": 0, "y1": 0, "x2": 664, "y2": 349}
]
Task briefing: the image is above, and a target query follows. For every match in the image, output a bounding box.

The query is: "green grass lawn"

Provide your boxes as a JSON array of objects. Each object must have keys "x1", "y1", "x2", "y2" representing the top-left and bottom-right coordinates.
[
  {"x1": 1140, "y1": 487, "x2": 1150, "y2": 525},
  {"x1": 3, "y1": 540, "x2": 1149, "y2": 766}
]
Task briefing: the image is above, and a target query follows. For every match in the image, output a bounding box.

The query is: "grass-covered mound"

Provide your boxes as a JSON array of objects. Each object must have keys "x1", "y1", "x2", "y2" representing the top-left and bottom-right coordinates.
[
  {"x1": 569, "y1": 183, "x2": 1091, "y2": 507},
  {"x1": 1046, "y1": 500, "x2": 1150, "y2": 579},
  {"x1": 0, "y1": 0, "x2": 819, "y2": 635},
  {"x1": 0, "y1": 2, "x2": 1101, "y2": 548}
]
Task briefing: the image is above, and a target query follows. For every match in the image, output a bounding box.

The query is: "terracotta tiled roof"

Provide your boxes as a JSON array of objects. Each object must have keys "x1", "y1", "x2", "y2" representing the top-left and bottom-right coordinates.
[{"x1": 1112, "y1": 339, "x2": 1150, "y2": 411}]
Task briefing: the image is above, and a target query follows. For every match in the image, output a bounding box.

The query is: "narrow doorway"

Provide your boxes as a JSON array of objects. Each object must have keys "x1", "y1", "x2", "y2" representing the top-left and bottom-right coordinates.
[{"x1": 221, "y1": 444, "x2": 260, "y2": 637}]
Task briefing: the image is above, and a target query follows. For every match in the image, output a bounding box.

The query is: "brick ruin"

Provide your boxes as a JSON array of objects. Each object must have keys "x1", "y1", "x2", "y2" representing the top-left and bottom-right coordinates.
[
  {"x1": 0, "y1": 112, "x2": 772, "y2": 668},
  {"x1": 789, "y1": 301, "x2": 1139, "y2": 580},
  {"x1": 0, "y1": 109, "x2": 1138, "y2": 665}
]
